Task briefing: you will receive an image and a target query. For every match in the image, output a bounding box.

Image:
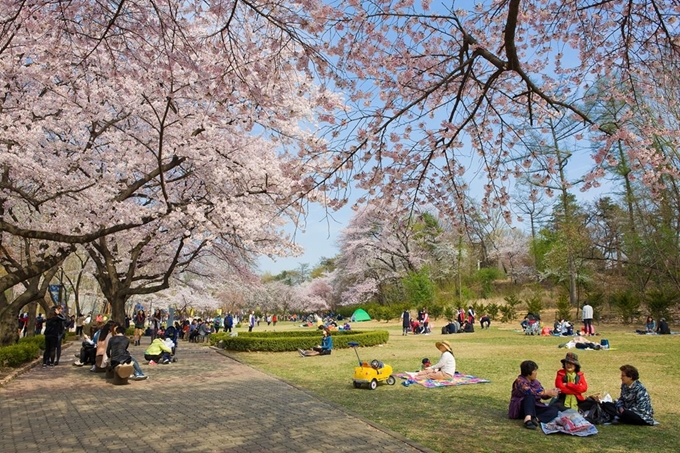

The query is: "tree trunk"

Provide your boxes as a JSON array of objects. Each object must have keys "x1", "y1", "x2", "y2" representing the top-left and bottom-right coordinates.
[
  {"x1": 25, "y1": 300, "x2": 39, "y2": 338},
  {"x1": 0, "y1": 304, "x2": 21, "y2": 346},
  {"x1": 110, "y1": 293, "x2": 129, "y2": 326}
]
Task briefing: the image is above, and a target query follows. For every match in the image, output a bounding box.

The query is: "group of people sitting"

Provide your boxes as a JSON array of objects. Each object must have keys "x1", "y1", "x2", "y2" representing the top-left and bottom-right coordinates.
[
  {"x1": 399, "y1": 338, "x2": 656, "y2": 430},
  {"x1": 73, "y1": 320, "x2": 148, "y2": 380},
  {"x1": 636, "y1": 316, "x2": 671, "y2": 335},
  {"x1": 409, "y1": 319, "x2": 431, "y2": 335},
  {"x1": 509, "y1": 354, "x2": 656, "y2": 429},
  {"x1": 73, "y1": 319, "x2": 180, "y2": 380},
  {"x1": 440, "y1": 319, "x2": 475, "y2": 334}
]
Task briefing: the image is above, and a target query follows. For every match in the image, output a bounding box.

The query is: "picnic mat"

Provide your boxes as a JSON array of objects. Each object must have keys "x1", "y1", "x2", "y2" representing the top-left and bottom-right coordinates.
[{"x1": 396, "y1": 372, "x2": 491, "y2": 388}]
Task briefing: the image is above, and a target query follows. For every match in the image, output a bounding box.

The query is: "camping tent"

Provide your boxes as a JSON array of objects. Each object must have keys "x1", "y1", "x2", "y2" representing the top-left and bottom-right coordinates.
[{"x1": 351, "y1": 308, "x2": 371, "y2": 322}]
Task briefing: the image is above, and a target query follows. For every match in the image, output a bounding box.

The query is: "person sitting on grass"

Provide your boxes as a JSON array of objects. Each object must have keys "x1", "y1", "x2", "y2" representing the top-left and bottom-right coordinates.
[
  {"x1": 602, "y1": 364, "x2": 656, "y2": 425},
  {"x1": 636, "y1": 316, "x2": 656, "y2": 335},
  {"x1": 144, "y1": 334, "x2": 174, "y2": 364},
  {"x1": 407, "y1": 341, "x2": 456, "y2": 380},
  {"x1": 656, "y1": 318, "x2": 671, "y2": 335},
  {"x1": 554, "y1": 352, "x2": 588, "y2": 410},
  {"x1": 298, "y1": 328, "x2": 333, "y2": 357},
  {"x1": 509, "y1": 360, "x2": 560, "y2": 430},
  {"x1": 107, "y1": 325, "x2": 148, "y2": 380}
]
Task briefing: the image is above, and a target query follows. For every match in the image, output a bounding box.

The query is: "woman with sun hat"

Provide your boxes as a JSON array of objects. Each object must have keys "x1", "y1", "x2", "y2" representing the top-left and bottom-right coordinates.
[{"x1": 409, "y1": 340, "x2": 456, "y2": 380}]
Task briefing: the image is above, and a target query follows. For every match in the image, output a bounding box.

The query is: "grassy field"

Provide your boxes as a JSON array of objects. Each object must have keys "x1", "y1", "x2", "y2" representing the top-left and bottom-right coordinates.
[{"x1": 224, "y1": 319, "x2": 680, "y2": 452}]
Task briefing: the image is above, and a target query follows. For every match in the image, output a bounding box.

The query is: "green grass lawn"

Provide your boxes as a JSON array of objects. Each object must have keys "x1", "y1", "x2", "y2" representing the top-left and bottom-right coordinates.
[{"x1": 226, "y1": 320, "x2": 680, "y2": 453}]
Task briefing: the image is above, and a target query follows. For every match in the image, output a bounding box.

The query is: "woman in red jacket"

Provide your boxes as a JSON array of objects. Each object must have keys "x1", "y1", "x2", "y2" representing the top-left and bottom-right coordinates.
[{"x1": 554, "y1": 352, "x2": 588, "y2": 410}]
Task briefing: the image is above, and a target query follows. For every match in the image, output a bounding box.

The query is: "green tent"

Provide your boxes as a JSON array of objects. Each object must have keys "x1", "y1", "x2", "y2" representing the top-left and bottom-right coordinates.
[{"x1": 351, "y1": 308, "x2": 371, "y2": 322}]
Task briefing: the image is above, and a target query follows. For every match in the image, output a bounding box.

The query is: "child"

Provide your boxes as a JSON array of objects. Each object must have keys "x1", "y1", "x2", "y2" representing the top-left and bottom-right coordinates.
[{"x1": 421, "y1": 358, "x2": 431, "y2": 370}]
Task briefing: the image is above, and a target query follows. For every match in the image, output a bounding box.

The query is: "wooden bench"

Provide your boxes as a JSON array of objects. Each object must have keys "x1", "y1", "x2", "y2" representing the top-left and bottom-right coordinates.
[
  {"x1": 105, "y1": 363, "x2": 135, "y2": 385},
  {"x1": 94, "y1": 355, "x2": 107, "y2": 373}
]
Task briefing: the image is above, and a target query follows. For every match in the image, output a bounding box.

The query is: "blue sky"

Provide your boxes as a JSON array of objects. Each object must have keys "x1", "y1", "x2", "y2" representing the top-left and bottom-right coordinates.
[{"x1": 258, "y1": 201, "x2": 353, "y2": 274}]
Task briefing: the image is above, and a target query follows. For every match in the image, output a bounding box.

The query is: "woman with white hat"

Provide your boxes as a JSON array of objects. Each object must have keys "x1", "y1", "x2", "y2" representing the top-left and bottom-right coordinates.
[{"x1": 409, "y1": 341, "x2": 456, "y2": 380}]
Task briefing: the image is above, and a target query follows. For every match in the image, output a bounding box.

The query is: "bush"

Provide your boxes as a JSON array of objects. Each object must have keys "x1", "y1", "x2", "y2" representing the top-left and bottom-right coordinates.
[
  {"x1": 645, "y1": 288, "x2": 677, "y2": 321},
  {"x1": 443, "y1": 305, "x2": 455, "y2": 321},
  {"x1": 428, "y1": 303, "x2": 444, "y2": 320},
  {"x1": 524, "y1": 294, "x2": 543, "y2": 318},
  {"x1": 0, "y1": 341, "x2": 41, "y2": 367},
  {"x1": 556, "y1": 293, "x2": 571, "y2": 321},
  {"x1": 609, "y1": 290, "x2": 641, "y2": 324},
  {"x1": 500, "y1": 295, "x2": 522, "y2": 323},
  {"x1": 402, "y1": 268, "x2": 435, "y2": 307},
  {"x1": 485, "y1": 303, "x2": 500, "y2": 321},
  {"x1": 19, "y1": 334, "x2": 45, "y2": 350},
  {"x1": 474, "y1": 267, "x2": 503, "y2": 299},
  {"x1": 212, "y1": 329, "x2": 390, "y2": 352}
]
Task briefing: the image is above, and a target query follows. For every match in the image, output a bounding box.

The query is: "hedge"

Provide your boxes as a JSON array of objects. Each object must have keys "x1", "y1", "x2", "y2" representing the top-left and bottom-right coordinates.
[
  {"x1": 211, "y1": 329, "x2": 389, "y2": 352},
  {"x1": 0, "y1": 337, "x2": 42, "y2": 368}
]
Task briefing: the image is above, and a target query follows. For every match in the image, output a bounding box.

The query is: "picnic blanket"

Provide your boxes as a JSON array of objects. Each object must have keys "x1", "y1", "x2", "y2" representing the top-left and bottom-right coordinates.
[
  {"x1": 396, "y1": 372, "x2": 491, "y2": 388},
  {"x1": 541, "y1": 410, "x2": 598, "y2": 436}
]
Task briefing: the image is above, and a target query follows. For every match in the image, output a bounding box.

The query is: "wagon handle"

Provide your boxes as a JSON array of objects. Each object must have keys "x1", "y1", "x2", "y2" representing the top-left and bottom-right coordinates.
[{"x1": 348, "y1": 342, "x2": 362, "y2": 365}]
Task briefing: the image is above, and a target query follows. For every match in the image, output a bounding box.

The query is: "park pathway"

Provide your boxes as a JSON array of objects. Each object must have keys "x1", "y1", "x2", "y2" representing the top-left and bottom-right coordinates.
[{"x1": 0, "y1": 341, "x2": 434, "y2": 453}]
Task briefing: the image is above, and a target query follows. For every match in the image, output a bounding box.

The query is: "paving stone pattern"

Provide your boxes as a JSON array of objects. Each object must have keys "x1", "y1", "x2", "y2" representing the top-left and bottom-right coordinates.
[{"x1": 0, "y1": 341, "x2": 433, "y2": 453}]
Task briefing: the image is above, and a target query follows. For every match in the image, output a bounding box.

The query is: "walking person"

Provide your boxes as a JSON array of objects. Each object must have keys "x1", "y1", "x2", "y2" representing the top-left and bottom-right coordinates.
[
  {"x1": 401, "y1": 309, "x2": 410, "y2": 336},
  {"x1": 42, "y1": 306, "x2": 65, "y2": 368},
  {"x1": 151, "y1": 309, "x2": 162, "y2": 342},
  {"x1": 422, "y1": 309, "x2": 430, "y2": 334},
  {"x1": 133, "y1": 309, "x2": 146, "y2": 346},
  {"x1": 248, "y1": 311, "x2": 255, "y2": 332},
  {"x1": 224, "y1": 313, "x2": 233, "y2": 333},
  {"x1": 581, "y1": 301, "x2": 594, "y2": 336},
  {"x1": 75, "y1": 313, "x2": 85, "y2": 338},
  {"x1": 52, "y1": 308, "x2": 68, "y2": 365},
  {"x1": 34, "y1": 313, "x2": 45, "y2": 335}
]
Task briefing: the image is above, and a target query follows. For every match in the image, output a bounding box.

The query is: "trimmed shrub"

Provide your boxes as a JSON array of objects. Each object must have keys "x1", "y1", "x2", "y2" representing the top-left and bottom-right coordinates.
[
  {"x1": 19, "y1": 334, "x2": 45, "y2": 350},
  {"x1": 212, "y1": 329, "x2": 389, "y2": 352},
  {"x1": 0, "y1": 341, "x2": 41, "y2": 367}
]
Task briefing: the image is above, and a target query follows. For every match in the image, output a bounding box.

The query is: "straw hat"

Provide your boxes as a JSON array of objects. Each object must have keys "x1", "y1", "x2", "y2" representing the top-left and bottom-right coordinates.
[
  {"x1": 435, "y1": 340, "x2": 452, "y2": 352},
  {"x1": 561, "y1": 352, "x2": 581, "y2": 370}
]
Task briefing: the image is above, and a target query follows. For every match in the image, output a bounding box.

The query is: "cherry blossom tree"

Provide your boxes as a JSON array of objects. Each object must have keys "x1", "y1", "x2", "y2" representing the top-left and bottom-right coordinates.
[
  {"x1": 333, "y1": 203, "x2": 437, "y2": 305},
  {"x1": 311, "y1": 1, "x2": 680, "y2": 222},
  {"x1": 0, "y1": 1, "x2": 342, "y2": 340},
  {"x1": 295, "y1": 277, "x2": 333, "y2": 312},
  {"x1": 0, "y1": 234, "x2": 72, "y2": 344}
]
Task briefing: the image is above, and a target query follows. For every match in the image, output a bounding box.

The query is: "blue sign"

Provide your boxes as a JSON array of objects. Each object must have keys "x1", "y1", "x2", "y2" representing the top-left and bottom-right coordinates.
[{"x1": 48, "y1": 285, "x2": 62, "y2": 304}]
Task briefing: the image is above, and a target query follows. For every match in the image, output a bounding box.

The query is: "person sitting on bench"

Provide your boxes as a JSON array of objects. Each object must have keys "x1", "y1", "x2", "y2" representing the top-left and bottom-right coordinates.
[{"x1": 107, "y1": 325, "x2": 148, "y2": 380}]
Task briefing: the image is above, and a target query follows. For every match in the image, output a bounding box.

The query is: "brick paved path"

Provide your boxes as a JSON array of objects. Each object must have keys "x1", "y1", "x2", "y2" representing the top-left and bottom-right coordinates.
[{"x1": 0, "y1": 341, "x2": 433, "y2": 453}]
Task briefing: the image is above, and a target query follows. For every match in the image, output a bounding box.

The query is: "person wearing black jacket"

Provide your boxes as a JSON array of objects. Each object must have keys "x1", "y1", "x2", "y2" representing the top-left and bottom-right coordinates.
[
  {"x1": 656, "y1": 318, "x2": 671, "y2": 335},
  {"x1": 43, "y1": 306, "x2": 66, "y2": 368},
  {"x1": 106, "y1": 325, "x2": 148, "y2": 380}
]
